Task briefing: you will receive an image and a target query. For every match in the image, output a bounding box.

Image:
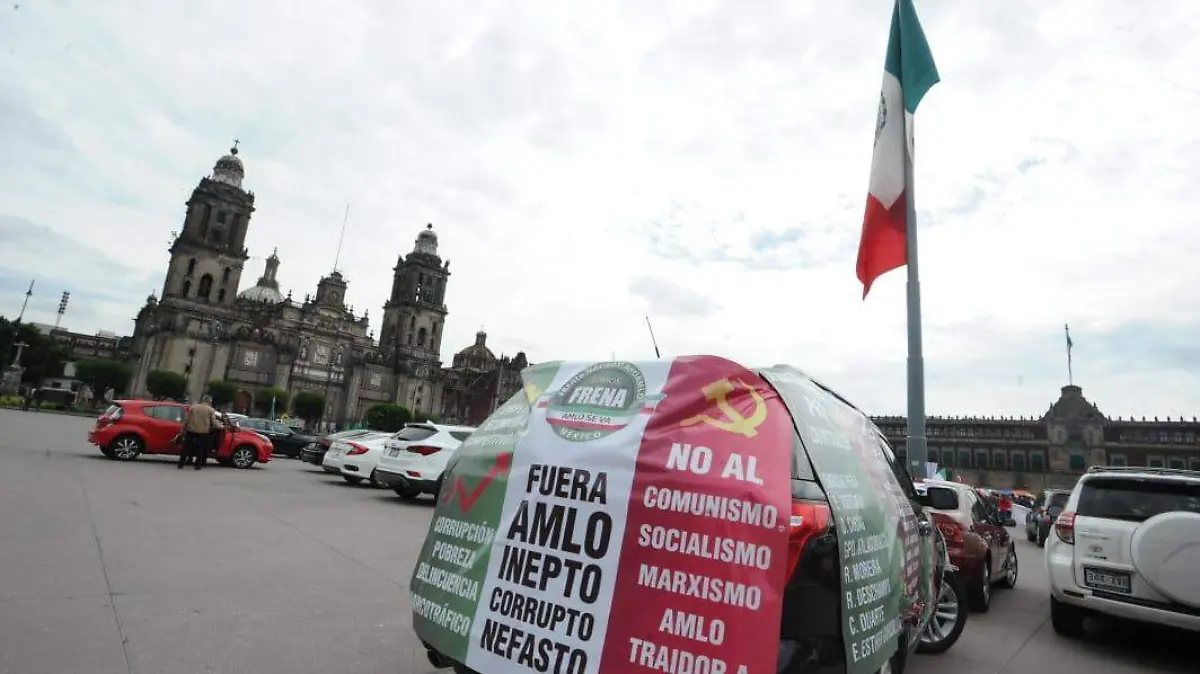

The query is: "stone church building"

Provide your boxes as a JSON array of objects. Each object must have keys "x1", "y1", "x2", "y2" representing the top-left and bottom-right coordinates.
[{"x1": 128, "y1": 144, "x2": 527, "y2": 427}]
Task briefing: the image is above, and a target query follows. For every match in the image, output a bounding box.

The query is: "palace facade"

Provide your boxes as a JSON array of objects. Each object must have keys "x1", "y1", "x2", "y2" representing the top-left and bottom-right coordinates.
[
  {"x1": 127, "y1": 144, "x2": 525, "y2": 427},
  {"x1": 874, "y1": 384, "x2": 1200, "y2": 489}
]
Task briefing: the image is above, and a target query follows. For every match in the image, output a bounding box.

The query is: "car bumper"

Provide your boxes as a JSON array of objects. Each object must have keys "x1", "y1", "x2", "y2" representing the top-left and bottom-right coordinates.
[
  {"x1": 374, "y1": 467, "x2": 439, "y2": 494},
  {"x1": 1047, "y1": 545, "x2": 1200, "y2": 632}
]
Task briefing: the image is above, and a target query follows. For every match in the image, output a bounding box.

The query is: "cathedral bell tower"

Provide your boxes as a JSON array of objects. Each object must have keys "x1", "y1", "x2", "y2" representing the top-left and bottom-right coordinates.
[
  {"x1": 161, "y1": 142, "x2": 255, "y2": 306},
  {"x1": 380, "y1": 224, "x2": 449, "y2": 376}
]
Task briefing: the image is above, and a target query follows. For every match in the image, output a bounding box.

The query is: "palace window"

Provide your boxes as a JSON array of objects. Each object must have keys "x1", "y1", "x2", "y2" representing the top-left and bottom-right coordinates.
[
  {"x1": 222, "y1": 267, "x2": 231, "y2": 283},
  {"x1": 1068, "y1": 454, "x2": 1086, "y2": 470},
  {"x1": 941, "y1": 449, "x2": 954, "y2": 466},
  {"x1": 186, "y1": 258, "x2": 196, "y2": 275},
  {"x1": 993, "y1": 451, "x2": 1007, "y2": 469},
  {"x1": 974, "y1": 450, "x2": 988, "y2": 469},
  {"x1": 1148, "y1": 456, "x2": 1164, "y2": 468},
  {"x1": 1030, "y1": 453, "x2": 1045, "y2": 472},
  {"x1": 1011, "y1": 453, "x2": 1026, "y2": 471},
  {"x1": 1169, "y1": 457, "x2": 1186, "y2": 470},
  {"x1": 1109, "y1": 454, "x2": 1127, "y2": 467},
  {"x1": 182, "y1": 280, "x2": 192, "y2": 297},
  {"x1": 959, "y1": 450, "x2": 971, "y2": 467},
  {"x1": 197, "y1": 274, "x2": 214, "y2": 300},
  {"x1": 1191, "y1": 457, "x2": 1200, "y2": 471},
  {"x1": 418, "y1": 327, "x2": 427, "y2": 347},
  {"x1": 218, "y1": 289, "x2": 226, "y2": 302}
]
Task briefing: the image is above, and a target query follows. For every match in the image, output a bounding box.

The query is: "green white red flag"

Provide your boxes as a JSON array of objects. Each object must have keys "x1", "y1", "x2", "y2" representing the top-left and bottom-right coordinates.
[{"x1": 856, "y1": 0, "x2": 940, "y2": 298}]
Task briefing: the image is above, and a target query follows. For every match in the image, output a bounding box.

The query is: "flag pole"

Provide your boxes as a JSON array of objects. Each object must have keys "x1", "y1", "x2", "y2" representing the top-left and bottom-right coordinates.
[
  {"x1": 1065, "y1": 324, "x2": 1074, "y2": 386},
  {"x1": 904, "y1": 139, "x2": 929, "y2": 480}
]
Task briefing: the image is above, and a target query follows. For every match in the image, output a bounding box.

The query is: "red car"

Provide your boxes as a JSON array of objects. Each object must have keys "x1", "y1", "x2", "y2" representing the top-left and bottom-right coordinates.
[
  {"x1": 917, "y1": 479, "x2": 1018, "y2": 613},
  {"x1": 87, "y1": 400, "x2": 273, "y2": 469}
]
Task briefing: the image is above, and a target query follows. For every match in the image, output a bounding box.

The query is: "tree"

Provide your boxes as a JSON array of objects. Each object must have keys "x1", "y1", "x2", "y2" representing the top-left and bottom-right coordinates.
[
  {"x1": 0, "y1": 316, "x2": 68, "y2": 384},
  {"x1": 76, "y1": 359, "x2": 134, "y2": 399},
  {"x1": 206, "y1": 380, "x2": 237, "y2": 409},
  {"x1": 145, "y1": 369, "x2": 187, "y2": 400},
  {"x1": 366, "y1": 403, "x2": 413, "y2": 432},
  {"x1": 292, "y1": 391, "x2": 326, "y2": 424},
  {"x1": 254, "y1": 387, "x2": 289, "y2": 417}
]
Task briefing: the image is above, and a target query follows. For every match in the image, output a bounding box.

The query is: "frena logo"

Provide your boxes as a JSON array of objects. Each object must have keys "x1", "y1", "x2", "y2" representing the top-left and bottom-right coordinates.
[{"x1": 542, "y1": 362, "x2": 659, "y2": 442}]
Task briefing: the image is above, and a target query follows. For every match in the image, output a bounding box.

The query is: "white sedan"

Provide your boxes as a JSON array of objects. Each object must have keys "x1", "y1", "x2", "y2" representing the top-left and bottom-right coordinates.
[{"x1": 320, "y1": 431, "x2": 393, "y2": 486}]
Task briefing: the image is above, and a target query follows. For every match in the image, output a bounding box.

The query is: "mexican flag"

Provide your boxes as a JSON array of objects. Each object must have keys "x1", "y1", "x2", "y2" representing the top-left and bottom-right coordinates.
[{"x1": 856, "y1": 0, "x2": 940, "y2": 298}]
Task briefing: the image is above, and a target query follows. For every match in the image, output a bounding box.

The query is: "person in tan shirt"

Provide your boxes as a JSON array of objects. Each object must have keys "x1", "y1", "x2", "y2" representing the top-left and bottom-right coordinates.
[{"x1": 179, "y1": 395, "x2": 224, "y2": 470}]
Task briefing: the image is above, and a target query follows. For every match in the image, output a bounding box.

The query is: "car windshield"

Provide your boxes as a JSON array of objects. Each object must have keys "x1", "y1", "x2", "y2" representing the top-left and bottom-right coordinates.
[
  {"x1": 926, "y1": 486, "x2": 959, "y2": 510},
  {"x1": 1047, "y1": 492, "x2": 1069, "y2": 512},
  {"x1": 393, "y1": 426, "x2": 437, "y2": 442},
  {"x1": 1077, "y1": 478, "x2": 1200, "y2": 522}
]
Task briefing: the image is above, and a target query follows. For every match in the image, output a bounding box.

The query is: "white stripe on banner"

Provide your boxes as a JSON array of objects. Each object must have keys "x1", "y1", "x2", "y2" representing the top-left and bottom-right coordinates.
[{"x1": 466, "y1": 360, "x2": 674, "y2": 674}]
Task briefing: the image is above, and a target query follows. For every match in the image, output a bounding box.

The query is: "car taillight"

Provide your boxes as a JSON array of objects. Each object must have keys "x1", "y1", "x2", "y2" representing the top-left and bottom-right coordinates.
[
  {"x1": 406, "y1": 445, "x2": 442, "y2": 456},
  {"x1": 785, "y1": 499, "x2": 832, "y2": 580},
  {"x1": 936, "y1": 520, "x2": 965, "y2": 545},
  {"x1": 1054, "y1": 511, "x2": 1076, "y2": 545},
  {"x1": 346, "y1": 443, "x2": 370, "y2": 456}
]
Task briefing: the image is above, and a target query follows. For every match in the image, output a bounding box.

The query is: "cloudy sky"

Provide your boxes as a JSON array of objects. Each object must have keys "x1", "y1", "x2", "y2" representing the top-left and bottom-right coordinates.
[{"x1": 2, "y1": 0, "x2": 1198, "y2": 419}]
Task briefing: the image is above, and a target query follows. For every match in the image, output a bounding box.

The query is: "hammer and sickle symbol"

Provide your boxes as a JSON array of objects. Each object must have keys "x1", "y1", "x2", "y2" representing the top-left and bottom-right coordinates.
[{"x1": 680, "y1": 378, "x2": 768, "y2": 438}]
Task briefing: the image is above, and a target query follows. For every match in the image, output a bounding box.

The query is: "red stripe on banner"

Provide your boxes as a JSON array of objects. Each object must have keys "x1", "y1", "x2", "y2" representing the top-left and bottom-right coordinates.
[
  {"x1": 856, "y1": 192, "x2": 908, "y2": 298},
  {"x1": 598, "y1": 355, "x2": 793, "y2": 674}
]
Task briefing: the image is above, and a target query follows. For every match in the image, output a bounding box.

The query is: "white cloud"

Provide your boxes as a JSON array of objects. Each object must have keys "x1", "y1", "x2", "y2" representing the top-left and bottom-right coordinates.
[{"x1": 2, "y1": 0, "x2": 1199, "y2": 418}]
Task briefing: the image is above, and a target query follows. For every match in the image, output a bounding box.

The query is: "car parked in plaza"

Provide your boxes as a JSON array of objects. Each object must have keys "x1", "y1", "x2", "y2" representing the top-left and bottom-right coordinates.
[
  {"x1": 87, "y1": 400, "x2": 273, "y2": 469},
  {"x1": 300, "y1": 428, "x2": 375, "y2": 465},
  {"x1": 320, "y1": 431, "x2": 393, "y2": 485},
  {"x1": 373, "y1": 422, "x2": 473, "y2": 500},
  {"x1": 916, "y1": 479, "x2": 1018, "y2": 612},
  {"x1": 1046, "y1": 465, "x2": 1200, "y2": 637},
  {"x1": 1025, "y1": 488, "x2": 1071, "y2": 547},
  {"x1": 418, "y1": 361, "x2": 967, "y2": 674},
  {"x1": 235, "y1": 417, "x2": 315, "y2": 458}
]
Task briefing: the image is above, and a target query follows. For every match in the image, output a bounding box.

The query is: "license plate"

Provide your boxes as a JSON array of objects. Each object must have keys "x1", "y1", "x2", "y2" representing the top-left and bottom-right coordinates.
[
  {"x1": 1084, "y1": 567, "x2": 1131, "y2": 594},
  {"x1": 388, "y1": 448, "x2": 400, "y2": 457}
]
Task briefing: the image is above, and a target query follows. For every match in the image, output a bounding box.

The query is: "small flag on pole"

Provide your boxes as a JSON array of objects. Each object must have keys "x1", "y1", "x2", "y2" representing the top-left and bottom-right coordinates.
[{"x1": 856, "y1": 0, "x2": 940, "y2": 298}]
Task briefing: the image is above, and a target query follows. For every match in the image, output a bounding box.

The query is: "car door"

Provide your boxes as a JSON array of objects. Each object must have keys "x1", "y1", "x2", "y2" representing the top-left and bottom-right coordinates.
[
  {"x1": 873, "y1": 434, "x2": 937, "y2": 633},
  {"x1": 270, "y1": 423, "x2": 299, "y2": 453},
  {"x1": 143, "y1": 405, "x2": 185, "y2": 453},
  {"x1": 1029, "y1": 491, "x2": 1046, "y2": 534},
  {"x1": 967, "y1": 491, "x2": 1002, "y2": 580}
]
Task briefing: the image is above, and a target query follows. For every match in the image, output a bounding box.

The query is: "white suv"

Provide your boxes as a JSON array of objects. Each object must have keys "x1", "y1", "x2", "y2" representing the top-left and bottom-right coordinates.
[
  {"x1": 373, "y1": 422, "x2": 474, "y2": 500},
  {"x1": 1046, "y1": 466, "x2": 1200, "y2": 636}
]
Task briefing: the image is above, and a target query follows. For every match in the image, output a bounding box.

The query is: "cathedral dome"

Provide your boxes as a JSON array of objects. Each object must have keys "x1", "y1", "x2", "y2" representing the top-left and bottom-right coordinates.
[
  {"x1": 212, "y1": 143, "x2": 245, "y2": 188},
  {"x1": 238, "y1": 284, "x2": 283, "y2": 304},
  {"x1": 455, "y1": 330, "x2": 496, "y2": 366}
]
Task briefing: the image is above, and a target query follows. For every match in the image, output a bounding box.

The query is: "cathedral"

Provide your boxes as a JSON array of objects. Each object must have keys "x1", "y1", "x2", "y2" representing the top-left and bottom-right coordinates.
[{"x1": 128, "y1": 144, "x2": 527, "y2": 427}]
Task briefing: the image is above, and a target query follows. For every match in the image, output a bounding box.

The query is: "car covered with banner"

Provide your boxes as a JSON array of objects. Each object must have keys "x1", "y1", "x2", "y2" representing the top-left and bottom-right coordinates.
[{"x1": 408, "y1": 356, "x2": 965, "y2": 674}]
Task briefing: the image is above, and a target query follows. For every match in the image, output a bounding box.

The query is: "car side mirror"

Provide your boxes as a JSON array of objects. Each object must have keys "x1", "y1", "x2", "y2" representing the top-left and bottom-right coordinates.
[{"x1": 914, "y1": 492, "x2": 932, "y2": 508}]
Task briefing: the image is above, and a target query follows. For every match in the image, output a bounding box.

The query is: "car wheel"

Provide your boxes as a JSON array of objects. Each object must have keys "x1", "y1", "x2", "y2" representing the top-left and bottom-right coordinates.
[
  {"x1": 342, "y1": 475, "x2": 363, "y2": 485},
  {"x1": 998, "y1": 546, "x2": 1018, "y2": 589},
  {"x1": 917, "y1": 569, "x2": 968, "y2": 654},
  {"x1": 369, "y1": 470, "x2": 387, "y2": 488},
  {"x1": 394, "y1": 486, "x2": 421, "y2": 500},
  {"x1": 100, "y1": 444, "x2": 116, "y2": 459},
  {"x1": 968, "y1": 558, "x2": 992, "y2": 613},
  {"x1": 1050, "y1": 596, "x2": 1087, "y2": 638},
  {"x1": 230, "y1": 445, "x2": 257, "y2": 469},
  {"x1": 109, "y1": 435, "x2": 143, "y2": 461}
]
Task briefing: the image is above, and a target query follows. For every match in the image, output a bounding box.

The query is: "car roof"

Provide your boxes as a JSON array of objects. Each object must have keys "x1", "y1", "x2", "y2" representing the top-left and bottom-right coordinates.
[
  {"x1": 1081, "y1": 466, "x2": 1200, "y2": 484},
  {"x1": 410, "y1": 422, "x2": 476, "y2": 432},
  {"x1": 921, "y1": 479, "x2": 969, "y2": 491}
]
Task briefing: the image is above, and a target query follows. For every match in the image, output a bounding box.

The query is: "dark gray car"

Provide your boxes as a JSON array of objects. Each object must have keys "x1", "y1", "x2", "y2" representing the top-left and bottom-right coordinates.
[{"x1": 1025, "y1": 489, "x2": 1071, "y2": 547}]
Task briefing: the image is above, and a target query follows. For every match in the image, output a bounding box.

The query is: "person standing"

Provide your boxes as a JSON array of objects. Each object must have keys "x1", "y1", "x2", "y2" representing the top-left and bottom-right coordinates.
[{"x1": 179, "y1": 395, "x2": 223, "y2": 471}]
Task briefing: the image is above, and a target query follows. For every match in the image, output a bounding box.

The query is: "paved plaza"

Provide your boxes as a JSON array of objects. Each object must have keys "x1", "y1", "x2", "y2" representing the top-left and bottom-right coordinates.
[{"x1": 0, "y1": 409, "x2": 1192, "y2": 674}]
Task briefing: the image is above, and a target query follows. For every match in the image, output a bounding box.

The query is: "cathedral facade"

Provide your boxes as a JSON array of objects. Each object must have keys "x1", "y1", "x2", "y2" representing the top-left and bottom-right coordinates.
[{"x1": 128, "y1": 145, "x2": 527, "y2": 427}]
